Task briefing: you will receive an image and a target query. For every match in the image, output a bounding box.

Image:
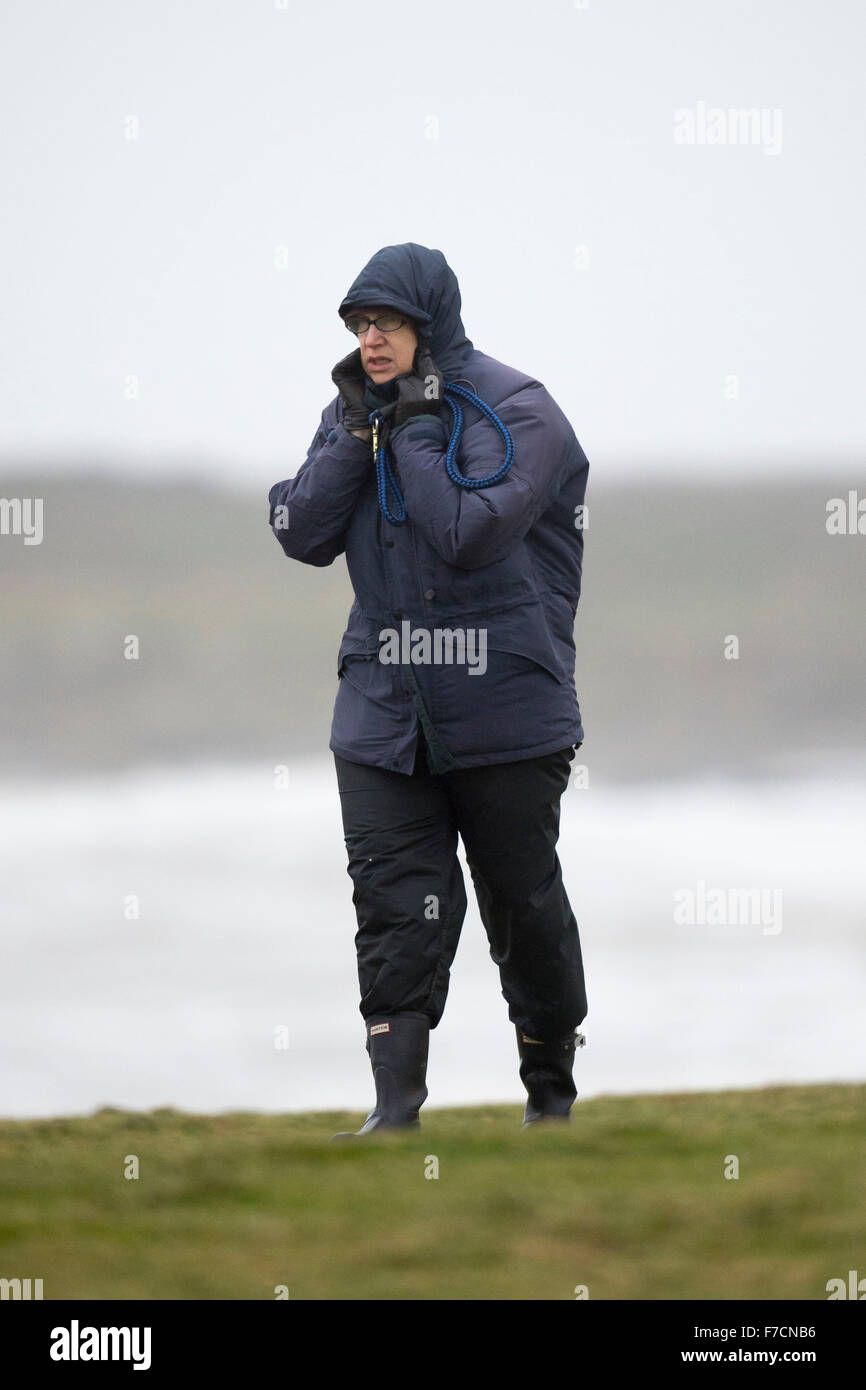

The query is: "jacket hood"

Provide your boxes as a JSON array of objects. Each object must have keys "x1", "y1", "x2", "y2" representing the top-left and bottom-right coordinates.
[{"x1": 338, "y1": 243, "x2": 474, "y2": 379}]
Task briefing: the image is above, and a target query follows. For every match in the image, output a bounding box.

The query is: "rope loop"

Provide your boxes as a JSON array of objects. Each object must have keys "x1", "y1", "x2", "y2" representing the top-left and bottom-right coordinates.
[{"x1": 370, "y1": 384, "x2": 515, "y2": 527}]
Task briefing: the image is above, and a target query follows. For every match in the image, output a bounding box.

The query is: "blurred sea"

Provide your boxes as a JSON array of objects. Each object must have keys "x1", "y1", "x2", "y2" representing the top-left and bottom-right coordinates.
[{"x1": 2, "y1": 758, "x2": 863, "y2": 1119}]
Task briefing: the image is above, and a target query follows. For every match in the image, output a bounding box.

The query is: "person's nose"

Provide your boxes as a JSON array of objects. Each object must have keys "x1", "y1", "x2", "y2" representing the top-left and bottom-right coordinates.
[{"x1": 361, "y1": 324, "x2": 388, "y2": 350}]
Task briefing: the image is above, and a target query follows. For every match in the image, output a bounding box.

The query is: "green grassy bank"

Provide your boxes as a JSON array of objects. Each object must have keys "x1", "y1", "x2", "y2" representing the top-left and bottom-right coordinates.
[{"x1": 0, "y1": 1084, "x2": 862, "y2": 1300}]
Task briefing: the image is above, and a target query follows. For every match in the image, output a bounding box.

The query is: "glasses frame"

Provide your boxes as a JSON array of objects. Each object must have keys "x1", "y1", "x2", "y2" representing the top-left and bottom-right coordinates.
[{"x1": 344, "y1": 311, "x2": 409, "y2": 337}]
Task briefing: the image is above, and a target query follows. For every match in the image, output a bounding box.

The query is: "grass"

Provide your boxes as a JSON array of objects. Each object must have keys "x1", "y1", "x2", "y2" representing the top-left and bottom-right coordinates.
[{"x1": 0, "y1": 1084, "x2": 862, "y2": 1300}]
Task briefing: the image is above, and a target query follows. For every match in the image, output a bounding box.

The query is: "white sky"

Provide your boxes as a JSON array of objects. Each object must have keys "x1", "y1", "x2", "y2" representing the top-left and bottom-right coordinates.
[{"x1": 1, "y1": 0, "x2": 864, "y2": 481}]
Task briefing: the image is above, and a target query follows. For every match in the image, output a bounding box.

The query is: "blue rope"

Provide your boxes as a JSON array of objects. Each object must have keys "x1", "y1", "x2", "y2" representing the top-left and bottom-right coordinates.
[{"x1": 369, "y1": 381, "x2": 515, "y2": 527}]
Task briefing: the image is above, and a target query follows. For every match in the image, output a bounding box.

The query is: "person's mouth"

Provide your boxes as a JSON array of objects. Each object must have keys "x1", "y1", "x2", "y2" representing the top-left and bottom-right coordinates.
[{"x1": 366, "y1": 357, "x2": 392, "y2": 371}]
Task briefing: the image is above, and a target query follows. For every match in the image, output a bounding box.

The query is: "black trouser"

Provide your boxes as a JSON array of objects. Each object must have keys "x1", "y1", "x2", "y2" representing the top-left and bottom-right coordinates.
[{"x1": 333, "y1": 731, "x2": 587, "y2": 1041}]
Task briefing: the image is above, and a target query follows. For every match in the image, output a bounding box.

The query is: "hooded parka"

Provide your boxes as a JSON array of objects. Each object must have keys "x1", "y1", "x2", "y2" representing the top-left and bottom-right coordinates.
[{"x1": 268, "y1": 243, "x2": 590, "y2": 775}]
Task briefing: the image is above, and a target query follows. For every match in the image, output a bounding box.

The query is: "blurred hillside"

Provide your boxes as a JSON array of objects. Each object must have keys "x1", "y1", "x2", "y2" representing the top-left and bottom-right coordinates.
[{"x1": 1, "y1": 467, "x2": 863, "y2": 781}]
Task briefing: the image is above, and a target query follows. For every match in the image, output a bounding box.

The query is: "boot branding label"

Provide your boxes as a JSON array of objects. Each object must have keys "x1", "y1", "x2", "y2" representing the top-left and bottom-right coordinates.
[{"x1": 370, "y1": 1023, "x2": 390, "y2": 1036}]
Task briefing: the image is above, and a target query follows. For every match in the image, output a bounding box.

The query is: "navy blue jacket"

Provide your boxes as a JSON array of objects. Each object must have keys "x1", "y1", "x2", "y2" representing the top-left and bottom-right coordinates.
[{"x1": 268, "y1": 243, "x2": 589, "y2": 774}]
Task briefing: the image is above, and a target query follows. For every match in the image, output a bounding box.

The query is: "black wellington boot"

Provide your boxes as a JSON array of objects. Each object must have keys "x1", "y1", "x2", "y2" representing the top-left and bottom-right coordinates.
[
  {"x1": 516, "y1": 1026, "x2": 585, "y2": 1127},
  {"x1": 331, "y1": 1013, "x2": 430, "y2": 1140}
]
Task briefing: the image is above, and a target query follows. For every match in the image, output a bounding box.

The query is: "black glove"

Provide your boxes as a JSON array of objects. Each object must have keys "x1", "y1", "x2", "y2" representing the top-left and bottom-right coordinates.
[
  {"x1": 331, "y1": 348, "x2": 371, "y2": 433},
  {"x1": 392, "y1": 345, "x2": 445, "y2": 429}
]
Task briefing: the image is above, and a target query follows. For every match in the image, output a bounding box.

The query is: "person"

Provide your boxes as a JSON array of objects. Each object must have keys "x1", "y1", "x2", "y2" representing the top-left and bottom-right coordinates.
[{"x1": 267, "y1": 242, "x2": 590, "y2": 1134}]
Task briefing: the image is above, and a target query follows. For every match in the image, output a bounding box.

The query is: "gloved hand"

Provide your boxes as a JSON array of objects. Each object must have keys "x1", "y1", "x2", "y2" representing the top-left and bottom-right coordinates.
[
  {"x1": 392, "y1": 345, "x2": 445, "y2": 429},
  {"x1": 331, "y1": 348, "x2": 371, "y2": 434}
]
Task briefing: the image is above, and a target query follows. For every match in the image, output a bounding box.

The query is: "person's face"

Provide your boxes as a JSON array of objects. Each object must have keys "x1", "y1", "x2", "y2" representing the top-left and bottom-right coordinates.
[{"x1": 349, "y1": 306, "x2": 418, "y2": 382}]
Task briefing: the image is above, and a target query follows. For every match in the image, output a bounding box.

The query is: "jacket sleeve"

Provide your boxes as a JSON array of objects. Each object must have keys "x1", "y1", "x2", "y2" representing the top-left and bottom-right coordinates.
[
  {"x1": 267, "y1": 409, "x2": 373, "y2": 567},
  {"x1": 389, "y1": 380, "x2": 586, "y2": 570}
]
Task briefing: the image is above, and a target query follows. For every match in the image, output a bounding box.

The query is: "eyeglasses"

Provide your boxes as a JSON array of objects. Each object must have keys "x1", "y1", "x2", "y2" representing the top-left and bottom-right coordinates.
[{"x1": 344, "y1": 311, "x2": 408, "y2": 336}]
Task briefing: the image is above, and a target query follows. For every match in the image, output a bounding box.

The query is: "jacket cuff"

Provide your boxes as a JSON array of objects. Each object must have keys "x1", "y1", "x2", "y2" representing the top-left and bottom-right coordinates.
[
  {"x1": 390, "y1": 414, "x2": 446, "y2": 444},
  {"x1": 329, "y1": 423, "x2": 374, "y2": 450}
]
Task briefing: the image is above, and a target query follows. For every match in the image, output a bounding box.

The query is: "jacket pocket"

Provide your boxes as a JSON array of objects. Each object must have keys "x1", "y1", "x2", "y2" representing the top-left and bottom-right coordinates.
[
  {"x1": 336, "y1": 621, "x2": 383, "y2": 677},
  {"x1": 483, "y1": 601, "x2": 570, "y2": 684}
]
